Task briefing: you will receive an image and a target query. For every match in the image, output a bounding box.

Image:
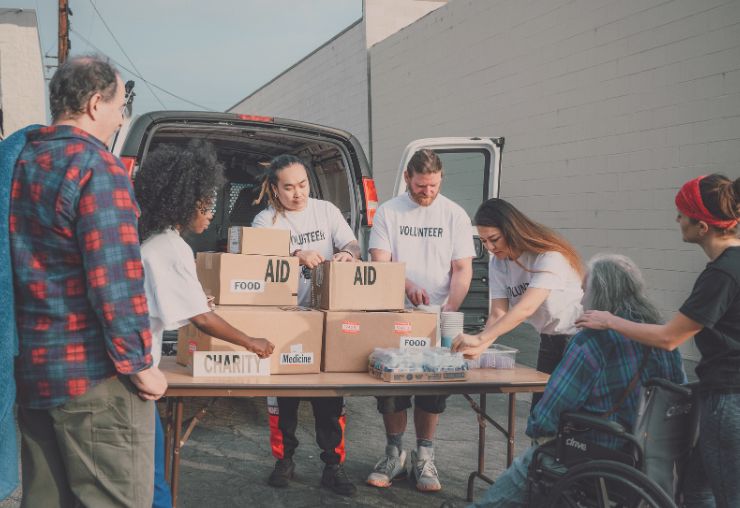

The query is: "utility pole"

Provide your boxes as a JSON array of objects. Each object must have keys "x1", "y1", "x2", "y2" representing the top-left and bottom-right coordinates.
[{"x1": 58, "y1": 0, "x2": 70, "y2": 64}]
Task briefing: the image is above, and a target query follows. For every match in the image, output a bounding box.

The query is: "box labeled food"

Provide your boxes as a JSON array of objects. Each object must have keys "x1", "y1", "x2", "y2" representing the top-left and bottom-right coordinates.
[
  {"x1": 227, "y1": 227, "x2": 290, "y2": 256},
  {"x1": 176, "y1": 306, "x2": 323, "y2": 374},
  {"x1": 321, "y1": 310, "x2": 437, "y2": 372},
  {"x1": 191, "y1": 351, "x2": 271, "y2": 377},
  {"x1": 311, "y1": 261, "x2": 405, "y2": 311},
  {"x1": 196, "y1": 252, "x2": 298, "y2": 305}
]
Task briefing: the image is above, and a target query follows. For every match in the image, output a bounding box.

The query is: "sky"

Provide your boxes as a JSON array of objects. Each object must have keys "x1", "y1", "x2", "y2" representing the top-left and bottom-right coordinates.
[{"x1": 0, "y1": 0, "x2": 362, "y2": 116}]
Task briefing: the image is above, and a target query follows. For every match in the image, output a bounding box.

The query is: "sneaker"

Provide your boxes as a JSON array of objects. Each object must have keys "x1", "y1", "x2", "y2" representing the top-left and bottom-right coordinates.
[
  {"x1": 267, "y1": 458, "x2": 295, "y2": 488},
  {"x1": 366, "y1": 445, "x2": 408, "y2": 488},
  {"x1": 411, "y1": 446, "x2": 442, "y2": 492},
  {"x1": 321, "y1": 463, "x2": 357, "y2": 497}
]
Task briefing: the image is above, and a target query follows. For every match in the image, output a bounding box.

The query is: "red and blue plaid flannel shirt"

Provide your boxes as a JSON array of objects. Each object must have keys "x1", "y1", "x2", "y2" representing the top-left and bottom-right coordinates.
[{"x1": 10, "y1": 125, "x2": 153, "y2": 409}]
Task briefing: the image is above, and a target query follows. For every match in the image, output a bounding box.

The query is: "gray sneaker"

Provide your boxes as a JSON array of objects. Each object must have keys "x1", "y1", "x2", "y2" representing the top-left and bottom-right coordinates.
[
  {"x1": 411, "y1": 446, "x2": 442, "y2": 492},
  {"x1": 366, "y1": 445, "x2": 407, "y2": 488}
]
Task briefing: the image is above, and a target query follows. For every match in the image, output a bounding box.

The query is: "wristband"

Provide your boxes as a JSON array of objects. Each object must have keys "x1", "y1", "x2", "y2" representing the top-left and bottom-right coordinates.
[{"x1": 339, "y1": 249, "x2": 355, "y2": 259}]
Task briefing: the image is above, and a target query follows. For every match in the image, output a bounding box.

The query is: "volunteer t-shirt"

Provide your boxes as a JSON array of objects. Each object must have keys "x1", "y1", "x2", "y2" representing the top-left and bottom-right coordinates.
[
  {"x1": 369, "y1": 192, "x2": 476, "y2": 306},
  {"x1": 252, "y1": 198, "x2": 356, "y2": 306},
  {"x1": 141, "y1": 229, "x2": 211, "y2": 366},
  {"x1": 489, "y1": 251, "x2": 583, "y2": 335},
  {"x1": 679, "y1": 246, "x2": 740, "y2": 391}
]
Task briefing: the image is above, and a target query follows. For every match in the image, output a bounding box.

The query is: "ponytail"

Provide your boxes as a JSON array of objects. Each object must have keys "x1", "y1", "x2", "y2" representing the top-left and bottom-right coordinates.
[{"x1": 253, "y1": 154, "x2": 307, "y2": 224}]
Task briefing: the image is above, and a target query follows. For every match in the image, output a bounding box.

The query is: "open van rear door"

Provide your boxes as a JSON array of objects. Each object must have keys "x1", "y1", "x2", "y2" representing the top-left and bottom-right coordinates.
[{"x1": 394, "y1": 137, "x2": 504, "y2": 332}]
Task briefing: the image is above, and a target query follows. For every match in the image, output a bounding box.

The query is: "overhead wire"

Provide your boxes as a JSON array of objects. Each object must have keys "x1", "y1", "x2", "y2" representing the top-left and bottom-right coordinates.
[
  {"x1": 86, "y1": 0, "x2": 167, "y2": 109},
  {"x1": 70, "y1": 28, "x2": 213, "y2": 111}
]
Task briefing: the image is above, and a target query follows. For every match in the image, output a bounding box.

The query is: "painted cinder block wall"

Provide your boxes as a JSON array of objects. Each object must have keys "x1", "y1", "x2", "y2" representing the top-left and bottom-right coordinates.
[{"x1": 369, "y1": 0, "x2": 740, "y2": 359}]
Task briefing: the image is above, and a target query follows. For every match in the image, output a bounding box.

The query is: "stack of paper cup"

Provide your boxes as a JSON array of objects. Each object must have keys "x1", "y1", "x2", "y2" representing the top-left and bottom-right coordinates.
[{"x1": 440, "y1": 311, "x2": 464, "y2": 348}]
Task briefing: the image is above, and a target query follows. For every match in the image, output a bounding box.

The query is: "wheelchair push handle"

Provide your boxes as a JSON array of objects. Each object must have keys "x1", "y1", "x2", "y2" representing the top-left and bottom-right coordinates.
[{"x1": 643, "y1": 377, "x2": 694, "y2": 398}]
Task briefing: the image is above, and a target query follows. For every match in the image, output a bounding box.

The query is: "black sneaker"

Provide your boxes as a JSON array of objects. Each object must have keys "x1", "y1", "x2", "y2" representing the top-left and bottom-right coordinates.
[
  {"x1": 321, "y1": 463, "x2": 357, "y2": 497},
  {"x1": 268, "y1": 458, "x2": 295, "y2": 488}
]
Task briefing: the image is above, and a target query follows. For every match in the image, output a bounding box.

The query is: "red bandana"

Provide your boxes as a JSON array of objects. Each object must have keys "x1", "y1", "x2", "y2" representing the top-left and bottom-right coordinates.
[{"x1": 675, "y1": 176, "x2": 738, "y2": 229}]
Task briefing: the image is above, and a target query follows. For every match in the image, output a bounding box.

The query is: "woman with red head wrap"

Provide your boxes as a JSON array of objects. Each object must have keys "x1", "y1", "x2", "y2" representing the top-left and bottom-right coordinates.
[{"x1": 577, "y1": 173, "x2": 740, "y2": 506}]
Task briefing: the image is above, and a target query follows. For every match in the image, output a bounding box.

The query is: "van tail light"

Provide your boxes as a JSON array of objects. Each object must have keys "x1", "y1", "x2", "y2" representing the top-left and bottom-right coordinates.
[
  {"x1": 362, "y1": 177, "x2": 378, "y2": 226},
  {"x1": 120, "y1": 156, "x2": 137, "y2": 180},
  {"x1": 237, "y1": 114, "x2": 273, "y2": 122}
]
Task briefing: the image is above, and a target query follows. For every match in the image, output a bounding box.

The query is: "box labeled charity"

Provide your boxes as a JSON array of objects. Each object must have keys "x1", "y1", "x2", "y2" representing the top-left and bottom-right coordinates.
[
  {"x1": 190, "y1": 351, "x2": 271, "y2": 377},
  {"x1": 196, "y1": 252, "x2": 298, "y2": 305},
  {"x1": 176, "y1": 306, "x2": 322, "y2": 374},
  {"x1": 311, "y1": 261, "x2": 405, "y2": 311},
  {"x1": 321, "y1": 310, "x2": 436, "y2": 372},
  {"x1": 227, "y1": 227, "x2": 290, "y2": 256}
]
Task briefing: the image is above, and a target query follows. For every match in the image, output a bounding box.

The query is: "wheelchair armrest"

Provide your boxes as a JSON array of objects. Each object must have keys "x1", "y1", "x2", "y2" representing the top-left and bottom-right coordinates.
[
  {"x1": 560, "y1": 411, "x2": 627, "y2": 436},
  {"x1": 644, "y1": 377, "x2": 693, "y2": 397}
]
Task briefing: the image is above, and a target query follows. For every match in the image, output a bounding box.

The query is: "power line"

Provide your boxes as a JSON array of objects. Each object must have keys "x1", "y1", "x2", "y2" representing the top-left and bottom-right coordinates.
[
  {"x1": 70, "y1": 28, "x2": 213, "y2": 111},
  {"x1": 86, "y1": 0, "x2": 166, "y2": 109}
]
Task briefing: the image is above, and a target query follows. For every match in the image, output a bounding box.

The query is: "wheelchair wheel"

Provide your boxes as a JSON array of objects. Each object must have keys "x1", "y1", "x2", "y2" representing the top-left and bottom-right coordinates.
[{"x1": 544, "y1": 460, "x2": 676, "y2": 508}]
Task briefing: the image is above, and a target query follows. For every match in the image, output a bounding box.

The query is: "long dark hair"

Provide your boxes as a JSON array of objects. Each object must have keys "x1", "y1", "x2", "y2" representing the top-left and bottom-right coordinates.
[
  {"x1": 253, "y1": 154, "x2": 309, "y2": 223},
  {"x1": 698, "y1": 173, "x2": 740, "y2": 234},
  {"x1": 474, "y1": 198, "x2": 584, "y2": 276},
  {"x1": 134, "y1": 139, "x2": 224, "y2": 242}
]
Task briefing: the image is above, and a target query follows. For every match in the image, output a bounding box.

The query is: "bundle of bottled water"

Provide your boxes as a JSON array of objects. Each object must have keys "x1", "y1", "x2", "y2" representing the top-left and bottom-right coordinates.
[{"x1": 369, "y1": 347, "x2": 468, "y2": 374}]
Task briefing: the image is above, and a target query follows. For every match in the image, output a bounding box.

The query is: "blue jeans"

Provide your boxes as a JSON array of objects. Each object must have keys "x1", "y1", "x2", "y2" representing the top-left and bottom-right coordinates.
[
  {"x1": 154, "y1": 410, "x2": 173, "y2": 508},
  {"x1": 468, "y1": 446, "x2": 535, "y2": 508},
  {"x1": 683, "y1": 392, "x2": 740, "y2": 508}
]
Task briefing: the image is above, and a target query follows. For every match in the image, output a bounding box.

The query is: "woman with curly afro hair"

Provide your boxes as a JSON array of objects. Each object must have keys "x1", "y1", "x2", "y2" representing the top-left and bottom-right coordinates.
[{"x1": 134, "y1": 139, "x2": 275, "y2": 508}]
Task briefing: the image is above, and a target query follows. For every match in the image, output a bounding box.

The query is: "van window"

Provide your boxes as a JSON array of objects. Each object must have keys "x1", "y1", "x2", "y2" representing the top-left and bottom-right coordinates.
[
  {"x1": 312, "y1": 157, "x2": 352, "y2": 224},
  {"x1": 437, "y1": 150, "x2": 490, "y2": 219}
]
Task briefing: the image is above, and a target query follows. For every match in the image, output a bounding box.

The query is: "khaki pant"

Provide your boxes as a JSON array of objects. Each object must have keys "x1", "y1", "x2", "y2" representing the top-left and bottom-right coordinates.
[{"x1": 18, "y1": 375, "x2": 155, "y2": 508}]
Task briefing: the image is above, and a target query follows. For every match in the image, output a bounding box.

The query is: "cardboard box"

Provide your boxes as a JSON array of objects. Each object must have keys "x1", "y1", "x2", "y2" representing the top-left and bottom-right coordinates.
[
  {"x1": 196, "y1": 252, "x2": 298, "y2": 305},
  {"x1": 369, "y1": 365, "x2": 468, "y2": 383},
  {"x1": 176, "y1": 306, "x2": 323, "y2": 374},
  {"x1": 311, "y1": 261, "x2": 405, "y2": 311},
  {"x1": 227, "y1": 227, "x2": 290, "y2": 256},
  {"x1": 321, "y1": 310, "x2": 437, "y2": 372}
]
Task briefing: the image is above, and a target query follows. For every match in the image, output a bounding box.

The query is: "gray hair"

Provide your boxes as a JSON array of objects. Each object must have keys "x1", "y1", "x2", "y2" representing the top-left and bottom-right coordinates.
[
  {"x1": 583, "y1": 253, "x2": 663, "y2": 324},
  {"x1": 49, "y1": 55, "x2": 119, "y2": 122}
]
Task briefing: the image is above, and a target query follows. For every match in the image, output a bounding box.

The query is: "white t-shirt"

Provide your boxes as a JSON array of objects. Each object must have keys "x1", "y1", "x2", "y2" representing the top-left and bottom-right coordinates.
[
  {"x1": 141, "y1": 229, "x2": 211, "y2": 366},
  {"x1": 369, "y1": 192, "x2": 476, "y2": 306},
  {"x1": 252, "y1": 198, "x2": 357, "y2": 306},
  {"x1": 489, "y1": 251, "x2": 583, "y2": 335}
]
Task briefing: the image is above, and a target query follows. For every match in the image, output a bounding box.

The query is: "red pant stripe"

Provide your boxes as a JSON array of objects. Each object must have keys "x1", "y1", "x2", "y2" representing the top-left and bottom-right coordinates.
[
  {"x1": 269, "y1": 414, "x2": 285, "y2": 459},
  {"x1": 335, "y1": 415, "x2": 346, "y2": 463}
]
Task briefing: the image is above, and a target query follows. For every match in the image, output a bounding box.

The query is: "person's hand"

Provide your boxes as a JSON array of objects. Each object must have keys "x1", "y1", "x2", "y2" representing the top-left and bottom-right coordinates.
[
  {"x1": 441, "y1": 303, "x2": 456, "y2": 312},
  {"x1": 451, "y1": 333, "x2": 489, "y2": 359},
  {"x1": 296, "y1": 250, "x2": 325, "y2": 269},
  {"x1": 246, "y1": 337, "x2": 275, "y2": 358},
  {"x1": 332, "y1": 251, "x2": 354, "y2": 262},
  {"x1": 406, "y1": 281, "x2": 430, "y2": 306},
  {"x1": 575, "y1": 310, "x2": 615, "y2": 330},
  {"x1": 130, "y1": 366, "x2": 168, "y2": 401}
]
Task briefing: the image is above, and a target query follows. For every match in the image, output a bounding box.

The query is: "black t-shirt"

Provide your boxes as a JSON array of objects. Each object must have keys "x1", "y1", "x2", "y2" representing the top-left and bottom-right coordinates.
[{"x1": 680, "y1": 246, "x2": 740, "y2": 391}]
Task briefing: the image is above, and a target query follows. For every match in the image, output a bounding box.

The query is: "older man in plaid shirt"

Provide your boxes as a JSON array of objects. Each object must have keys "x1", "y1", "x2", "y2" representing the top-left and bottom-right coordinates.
[{"x1": 9, "y1": 55, "x2": 166, "y2": 508}]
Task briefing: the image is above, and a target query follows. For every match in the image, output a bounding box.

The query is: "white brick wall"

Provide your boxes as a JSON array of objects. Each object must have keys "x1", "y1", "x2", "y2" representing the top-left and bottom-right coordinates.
[
  {"x1": 228, "y1": 21, "x2": 370, "y2": 156},
  {"x1": 370, "y1": 0, "x2": 740, "y2": 359},
  {"x1": 0, "y1": 9, "x2": 46, "y2": 135}
]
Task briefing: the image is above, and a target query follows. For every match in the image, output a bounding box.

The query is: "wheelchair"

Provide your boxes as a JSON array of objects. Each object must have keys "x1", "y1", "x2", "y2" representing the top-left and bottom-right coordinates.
[{"x1": 525, "y1": 379, "x2": 697, "y2": 508}]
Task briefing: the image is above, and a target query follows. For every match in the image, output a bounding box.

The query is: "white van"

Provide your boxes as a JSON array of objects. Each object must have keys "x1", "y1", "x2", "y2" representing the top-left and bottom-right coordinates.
[{"x1": 118, "y1": 112, "x2": 503, "y2": 346}]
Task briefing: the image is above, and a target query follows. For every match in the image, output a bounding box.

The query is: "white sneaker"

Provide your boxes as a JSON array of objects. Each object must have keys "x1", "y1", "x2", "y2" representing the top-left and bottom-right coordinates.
[
  {"x1": 411, "y1": 446, "x2": 442, "y2": 492},
  {"x1": 366, "y1": 445, "x2": 407, "y2": 488}
]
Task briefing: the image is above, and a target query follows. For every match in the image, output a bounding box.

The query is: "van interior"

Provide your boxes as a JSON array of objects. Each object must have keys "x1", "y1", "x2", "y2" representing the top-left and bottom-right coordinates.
[{"x1": 137, "y1": 124, "x2": 357, "y2": 254}]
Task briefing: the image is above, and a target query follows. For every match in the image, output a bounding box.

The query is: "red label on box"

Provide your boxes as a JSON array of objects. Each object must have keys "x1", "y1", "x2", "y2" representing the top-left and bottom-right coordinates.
[
  {"x1": 188, "y1": 341, "x2": 197, "y2": 354},
  {"x1": 393, "y1": 321, "x2": 412, "y2": 334},
  {"x1": 341, "y1": 321, "x2": 361, "y2": 334}
]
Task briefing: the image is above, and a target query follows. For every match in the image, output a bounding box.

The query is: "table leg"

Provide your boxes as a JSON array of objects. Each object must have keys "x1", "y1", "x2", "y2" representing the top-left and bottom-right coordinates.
[
  {"x1": 466, "y1": 392, "x2": 496, "y2": 502},
  {"x1": 164, "y1": 397, "x2": 174, "y2": 482},
  {"x1": 507, "y1": 393, "x2": 516, "y2": 467},
  {"x1": 171, "y1": 398, "x2": 184, "y2": 508}
]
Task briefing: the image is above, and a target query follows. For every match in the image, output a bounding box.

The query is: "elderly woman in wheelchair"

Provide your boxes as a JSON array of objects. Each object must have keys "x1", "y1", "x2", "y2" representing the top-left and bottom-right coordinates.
[{"x1": 463, "y1": 254, "x2": 688, "y2": 508}]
